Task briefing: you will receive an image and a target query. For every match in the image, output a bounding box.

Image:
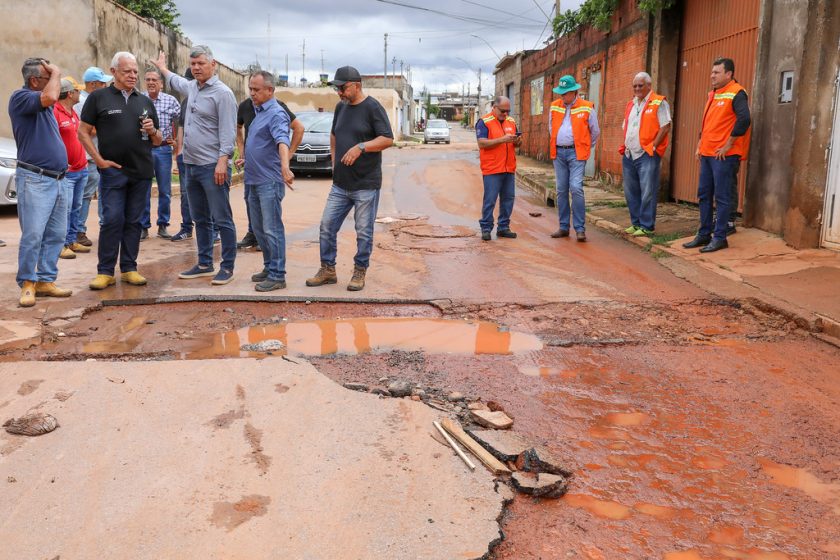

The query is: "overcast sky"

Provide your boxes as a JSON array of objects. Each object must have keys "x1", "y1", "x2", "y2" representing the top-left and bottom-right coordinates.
[{"x1": 175, "y1": 0, "x2": 582, "y2": 94}]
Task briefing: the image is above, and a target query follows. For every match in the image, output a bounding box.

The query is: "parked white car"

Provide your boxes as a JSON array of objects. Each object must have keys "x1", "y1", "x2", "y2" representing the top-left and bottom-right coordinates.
[
  {"x1": 0, "y1": 137, "x2": 17, "y2": 206},
  {"x1": 423, "y1": 119, "x2": 451, "y2": 144}
]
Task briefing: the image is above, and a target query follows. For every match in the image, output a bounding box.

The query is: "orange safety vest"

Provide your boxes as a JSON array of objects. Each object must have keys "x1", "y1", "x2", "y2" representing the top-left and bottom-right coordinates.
[
  {"x1": 549, "y1": 96, "x2": 595, "y2": 161},
  {"x1": 699, "y1": 80, "x2": 751, "y2": 160},
  {"x1": 478, "y1": 112, "x2": 517, "y2": 175},
  {"x1": 619, "y1": 92, "x2": 669, "y2": 157}
]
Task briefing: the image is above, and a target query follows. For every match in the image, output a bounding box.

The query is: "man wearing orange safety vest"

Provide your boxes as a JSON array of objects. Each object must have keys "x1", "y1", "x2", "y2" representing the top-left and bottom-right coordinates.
[
  {"x1": 548, "y1": 75, "x2": 600, "y2": 242},
  {"x1": 619, "y1": 71, "x2": 671, "y2": 238},
  {"x1": 683, "y1": 57, "x2": 751, "y2": 253},
  {"x1": 475, "y1": 95, "x2": 521, "y2": 241}
]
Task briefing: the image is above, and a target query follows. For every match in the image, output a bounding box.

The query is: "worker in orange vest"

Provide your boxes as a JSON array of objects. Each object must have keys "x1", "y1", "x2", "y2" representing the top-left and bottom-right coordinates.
[
  {"x1": 475, "y1": 95, "x2": 521, "y2": 241},
  {"x1": 683, "y1": 57, "x2": 751, "y2": 253},
  {"x1": 619, "y1": 71, "x2": 671, "y2": 237},
  {"x1": 548, "y1": 75, "x2": 600, "y2": 242}
]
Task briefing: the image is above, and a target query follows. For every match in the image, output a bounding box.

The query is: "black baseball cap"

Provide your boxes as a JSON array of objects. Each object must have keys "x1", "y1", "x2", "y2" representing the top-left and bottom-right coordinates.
[{"x1": 328, "y1": 66, "x2": 361, "y2": 86}]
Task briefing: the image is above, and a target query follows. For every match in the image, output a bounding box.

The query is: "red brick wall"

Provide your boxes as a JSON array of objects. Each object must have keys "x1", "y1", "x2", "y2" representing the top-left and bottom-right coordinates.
[{"x1": 519, "y1": 0, "x2": 648, "y2": 180}]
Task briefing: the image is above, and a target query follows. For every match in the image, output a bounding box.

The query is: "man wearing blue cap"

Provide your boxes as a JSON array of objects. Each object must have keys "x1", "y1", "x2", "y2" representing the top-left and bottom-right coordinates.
[
  {"x1": 74, "y1": 66, "x2": 112, "y2": 247},
  {"x1": 548, "y1": 74, "x2": 600, "y2": 242}
]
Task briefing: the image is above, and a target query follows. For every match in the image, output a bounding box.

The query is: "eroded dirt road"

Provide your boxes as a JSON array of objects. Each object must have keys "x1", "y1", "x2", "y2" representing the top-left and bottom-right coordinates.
[{"x1": 1, "y1": 134, "x2": 839, "y2": 559}]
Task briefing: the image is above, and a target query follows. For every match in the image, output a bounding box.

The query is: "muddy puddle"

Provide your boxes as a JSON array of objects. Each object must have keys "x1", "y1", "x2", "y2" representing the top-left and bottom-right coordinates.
[{"x1": 185, "y1": 317, "x2": 543, "y2": 359}]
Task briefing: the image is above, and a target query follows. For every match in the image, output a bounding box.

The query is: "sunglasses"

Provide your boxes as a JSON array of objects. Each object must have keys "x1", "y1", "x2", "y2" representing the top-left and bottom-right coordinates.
[
  {"x1": 333, "y1": 83, "x2": 355, "y2": 92},
  {"x1": 497, "y1": 108, "x2": 510, "y2": 114}
]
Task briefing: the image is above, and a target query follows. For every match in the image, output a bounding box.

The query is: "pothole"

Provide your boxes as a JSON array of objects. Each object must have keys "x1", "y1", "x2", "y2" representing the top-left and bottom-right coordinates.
[{"x1": 399, "y1": 224, "x2": 476, "y2": 238}]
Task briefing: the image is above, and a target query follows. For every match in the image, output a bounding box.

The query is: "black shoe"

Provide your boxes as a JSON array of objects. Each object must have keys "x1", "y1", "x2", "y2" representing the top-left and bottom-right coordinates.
[
  {"x1": 255, "y1": 279, "x2": 286, "y2": 292},
  {"x1": 699, "y1": 238, "x2": 729, "y2": 253},
  {"x1": 576, "y1": 230, "x2": 587, "y2": 242},
  {"x1": 550, "y1": 229, "x2": 569, "y2": 238},
  {"x1": 726, "y1": 223, "x2": 737, "y2": 236},
  {"x1": 497, "y1": 229, "x2": 517, "y2": 239},
  {"x1": 481, "y1": 231, "x2": 491, "y2": 241},
  {"x1": 140, "y1": 228, "x2": 149, "y2": 241},
  {"x1": 682, "y1": 235, "x2": 711, "y2": 249},
  {"x1": 170, "y1": 229, "x2": 193, "y2": 242},
  {"x1": 251, "y1": 269, "x2": 269, "y2": 282},
  {"x1": 157, "y1": 225, "x2": 171, "y2": 239},
  {"x1": 237, "y1": 232, "x2": 258, "y2": 249}
]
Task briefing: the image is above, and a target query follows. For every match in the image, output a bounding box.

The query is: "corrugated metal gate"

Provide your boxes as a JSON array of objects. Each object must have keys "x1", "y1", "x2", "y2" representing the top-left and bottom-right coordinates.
[{"x1": 671, "y1": 0, "x2": 760, "y2": 208}]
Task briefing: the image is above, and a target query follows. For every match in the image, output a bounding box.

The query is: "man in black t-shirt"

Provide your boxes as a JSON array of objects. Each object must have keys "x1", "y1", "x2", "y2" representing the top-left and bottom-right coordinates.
[
  {"x1": 305, "y1": 66, "x2": 393, "y2": 292},
  {"x1": 235, "y1": 97, "x2": 304, "y2": 249},
  {"x1": 79, "y1": 51, "x2": 162, "y2": 290}
]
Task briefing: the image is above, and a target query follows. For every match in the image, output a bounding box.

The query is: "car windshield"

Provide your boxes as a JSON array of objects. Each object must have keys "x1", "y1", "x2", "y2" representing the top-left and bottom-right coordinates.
[
  {"x1": 296, "y1": 112, "x2": 334, "y2": 133},
  {"x1": 428, "y1": 120, "x2": 448, "y2": 129}
]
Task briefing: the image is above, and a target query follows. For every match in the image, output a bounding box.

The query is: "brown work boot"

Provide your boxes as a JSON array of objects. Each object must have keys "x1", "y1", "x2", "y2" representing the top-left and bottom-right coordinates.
[
  {"x1": 35, "y1": 282, "x2": 72, "y2": 297},
  {"x1": 59, "y1": 245, "x2": 76, "y2": 259},
  {"x1": 550, "y1": 229, "x2": 569, "y2": 238},
  {"x1": 19, "y1": 281, "x2": 36, "y2": 307},
  {"x1": 305, "y1": 263, "x2": 337, "y2": 287},
  {"x1": 347, "y1": 265, "x2": 366, "y2": 292},
  {"x1": 69, "y1": 242, "x2": 90, "y2": 253},
  {"x1": 76, "y1": 232, "x2": 93, "y2": 247}
]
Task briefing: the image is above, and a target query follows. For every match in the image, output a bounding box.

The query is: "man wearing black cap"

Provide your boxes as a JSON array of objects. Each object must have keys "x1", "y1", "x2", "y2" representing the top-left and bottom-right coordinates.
[{"x1": 306, "y1": 66, "x2": 393, "y2": 292}]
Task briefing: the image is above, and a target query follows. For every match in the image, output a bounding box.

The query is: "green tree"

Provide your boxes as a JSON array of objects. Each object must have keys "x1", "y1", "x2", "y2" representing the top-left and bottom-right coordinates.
[{"x1": 116, "y1": 0, "x2": 181, "y2": 32}]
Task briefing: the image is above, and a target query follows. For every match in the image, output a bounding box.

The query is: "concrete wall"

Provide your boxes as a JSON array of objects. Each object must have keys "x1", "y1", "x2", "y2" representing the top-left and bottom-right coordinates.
[
  {"x1": 275, "y1": 87, "x2": 402, "y2": 137},
  {"x1": 0, "y1": 0, "x2": 247, "y2": 138}
]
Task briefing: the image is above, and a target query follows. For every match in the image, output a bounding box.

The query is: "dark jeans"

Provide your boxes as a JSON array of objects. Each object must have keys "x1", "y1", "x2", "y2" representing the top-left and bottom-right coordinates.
[
  {"x1": 244, "y1": 183, "x2": 254, "y2": 235},
  {"x1": 185, "y1": 163, "x2": 236, "y2": 271},
  {"x1": 143, "y1": 145, "x2": 173, "y2": 228},
  {"x1": 319, "y1": 184, "x2": 380, "y2": 269},
  {"x1": 622, "y1": 153, "x2": 661, "y2": 231},
  {"x1": 64, "y1": 168, "x2": 89, "y2": 245},
  {"x1": 247, "y1": 181, "x2": 286, "y2": 281},
  {"x1": 479, "y1": 172, "x2": 515, "y2": 232},
  {"x1": 97, "y1": 167, "x2": 149, "y2": 275},
  {"x1": 697, "y1": 155, "x2": 739, "y2": 241},
  {"x1": 176, "y1": 153, "x2": 193, "y2": 232}
]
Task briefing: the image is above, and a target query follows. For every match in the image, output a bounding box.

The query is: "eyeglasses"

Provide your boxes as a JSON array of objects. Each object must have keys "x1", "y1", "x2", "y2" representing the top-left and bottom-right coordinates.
[
  {"x1": 632, "y1": 84, "x2": 647, "y2": 89},
  {"x1": 497, "y1": 108, "x2": 510, "y2": 114},
  {"x1": 333, "y1": 83, "x2": 354, "y2": 92}
]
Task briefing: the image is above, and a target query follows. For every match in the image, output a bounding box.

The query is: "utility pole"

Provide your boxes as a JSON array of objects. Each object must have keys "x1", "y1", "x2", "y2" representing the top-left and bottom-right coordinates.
[
  {"x1": 320, "y1": 50, "x2": 325, "y2": 74},
  {"x1": 285, "y1": 54, "x2": 288, "y2": 80},
  {"x1": 477, "y1": 67, "x2": 482, "y2": 120},
  {"x1": 301, "y1": 38, "x2": 306, "y2": 86},
  {"x1": 383, "y1": 33, "x2": 388, "y2": 89},
  {"x1": 267, "y1": 14, "x2": 271, "y2": 73},
  {"x1": 392, "y1": 57, "x2": 397, "y2": 89}
]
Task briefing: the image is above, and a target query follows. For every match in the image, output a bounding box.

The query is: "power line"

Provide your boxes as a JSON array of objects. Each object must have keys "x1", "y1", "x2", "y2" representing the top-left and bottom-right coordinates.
[
  {"x1": 458, "y1": 0, "x2": 543, "y2": 24},
  {"x1": 373, "y1": 0, "x2": 544, "y2": 30}
]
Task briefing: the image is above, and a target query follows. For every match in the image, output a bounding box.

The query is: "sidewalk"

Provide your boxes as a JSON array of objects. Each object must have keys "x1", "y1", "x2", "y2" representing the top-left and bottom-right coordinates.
[{"x1": 516, "y1": 155, "x2": 840, "y2": 345}]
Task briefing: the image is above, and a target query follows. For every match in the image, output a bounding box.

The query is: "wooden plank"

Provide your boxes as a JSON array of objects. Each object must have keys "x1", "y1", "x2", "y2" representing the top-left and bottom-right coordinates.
[
  {"x1": 433, "y1": 421, "x2": 476, "y2": 471},
  {"x1": 440, "y1": 418, "x2": 511, "y2": 476}
]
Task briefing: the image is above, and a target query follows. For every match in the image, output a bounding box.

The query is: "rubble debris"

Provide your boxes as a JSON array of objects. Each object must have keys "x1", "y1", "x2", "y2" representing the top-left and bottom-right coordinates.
[
  {"x1": 516, "y1": 447, "x2": 573, "y2": 477},
  {"x1": 486, "y1": 401, "x2": 505, "y2": 412},
  {"x1": 528, "y1": 211, "x2": 543, "y2": 217},
  {"x1": 387, "y1": 380, "x2": 412, "y2": 397},
  {"x1": 470, "y1": 409, "x2": 514, "y2": 430},
  {"x1": 3, "y1": 413, "x2": 59, "y2": 436},
  {"x1": 411, "y1": 388, "x2": 426, "y2": 398},
  {"x1": 240, "y1": 340, "x2": 284, "y2": 352},
  {"x1": 370, "y1": 387, "x2": 391, "y2": 397},
  {"x1": 433, "y1": 421, "x2": 475, "y2": 471},
  {"x1": 468, "y1": 401, "x2": 489, "y2": 411},
  {"x1": 440, "y1": 418, "x2": 511, "y2": 475},
  {"x1": 342, "y1": 382, "x2": 369, "y2": 392},
  {"x1": 467, "y1": 429, "x2": 532, "y2": 463},
  {"x1": 447, "y1": 391, "x2": 465, "y2": 402},
  {"x1": 511, "y1": 472, "x2": 568, "y2": 498}
]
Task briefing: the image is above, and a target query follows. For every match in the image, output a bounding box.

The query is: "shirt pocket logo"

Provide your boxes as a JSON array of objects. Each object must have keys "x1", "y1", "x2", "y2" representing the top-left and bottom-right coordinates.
[{"x1": 107, "y1": 109, "x2": 122, "y2": 115}]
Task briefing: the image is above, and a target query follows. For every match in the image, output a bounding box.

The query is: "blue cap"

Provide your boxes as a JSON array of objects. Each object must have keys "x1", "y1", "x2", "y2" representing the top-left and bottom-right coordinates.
[{"x1": 82, "y1": 67, "x2": 113, "y2": 83}]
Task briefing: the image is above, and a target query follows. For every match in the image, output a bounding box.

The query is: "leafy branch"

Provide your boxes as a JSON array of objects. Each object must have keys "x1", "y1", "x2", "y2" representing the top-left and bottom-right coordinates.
[
  {"x1": 552, "y1": 0, "x2": 675, "y2": 38},
  {"x1": 115, "y1": 0, "x2": 181, "y2": 32}
]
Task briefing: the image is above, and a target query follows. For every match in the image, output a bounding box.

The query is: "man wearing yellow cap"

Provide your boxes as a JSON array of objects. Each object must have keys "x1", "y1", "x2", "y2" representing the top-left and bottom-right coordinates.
[{"x1": 548, "y1": 75, "x2": 600, "y2": 242}]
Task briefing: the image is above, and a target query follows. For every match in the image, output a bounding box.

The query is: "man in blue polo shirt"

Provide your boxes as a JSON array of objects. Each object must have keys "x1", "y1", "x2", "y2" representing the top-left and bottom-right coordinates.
[
  {"x1": 234, "y1": 71, "x2": 294, "y2": 291},
  {"x1": 8, "y1": 57, "x2": 73, "y2": 307}
]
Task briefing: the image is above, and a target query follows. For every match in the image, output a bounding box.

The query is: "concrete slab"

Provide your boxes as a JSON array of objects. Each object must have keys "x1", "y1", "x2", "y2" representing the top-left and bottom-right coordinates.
[{"x1": 0, "y1": 359, "x2": 507, "y2": 560}]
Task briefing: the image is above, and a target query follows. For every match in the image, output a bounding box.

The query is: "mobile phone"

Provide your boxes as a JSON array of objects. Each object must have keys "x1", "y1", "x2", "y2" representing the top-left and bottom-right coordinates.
[{"x1": 515, "y1": 132, "x2": 523, "y2": 137}]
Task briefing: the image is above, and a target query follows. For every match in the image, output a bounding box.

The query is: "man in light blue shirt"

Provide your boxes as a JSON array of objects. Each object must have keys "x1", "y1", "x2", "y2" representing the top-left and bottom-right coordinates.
[
  {"x1": 152, "y1": 45, "x2": 238, "y2": 285},
  {"x1": 234, "y1": 71, "x2": 294, "y2": 292}
]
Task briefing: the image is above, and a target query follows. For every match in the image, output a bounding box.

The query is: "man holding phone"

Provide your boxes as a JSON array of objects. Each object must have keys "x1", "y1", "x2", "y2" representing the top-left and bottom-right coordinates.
[{"x1": 475, "y1": 95, "x2": 520, "y2": 241}]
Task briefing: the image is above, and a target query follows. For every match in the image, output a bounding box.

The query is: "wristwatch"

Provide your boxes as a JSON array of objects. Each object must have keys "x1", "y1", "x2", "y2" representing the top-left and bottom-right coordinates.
[{"x1": 357, "y1": 142, "x2": 366, "y2": 153}]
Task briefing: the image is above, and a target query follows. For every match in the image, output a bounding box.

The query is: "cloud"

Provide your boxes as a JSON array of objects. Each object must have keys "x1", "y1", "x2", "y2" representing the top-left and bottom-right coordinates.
[{"x1": 174, "y1": 0, "x2": 575, "y2": 93}]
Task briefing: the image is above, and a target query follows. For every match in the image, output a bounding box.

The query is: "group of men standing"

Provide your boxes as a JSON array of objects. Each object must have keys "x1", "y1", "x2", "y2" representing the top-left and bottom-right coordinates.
[
  {"x1": 9, "y1": 45, "x2": 393, "y2": 307},
  {"x1": 476, "y1": 57, "x2": 751, "y2": 254}
]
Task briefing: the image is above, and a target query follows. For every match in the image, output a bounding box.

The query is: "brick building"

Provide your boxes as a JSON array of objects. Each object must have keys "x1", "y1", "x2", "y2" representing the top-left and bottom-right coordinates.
[
  {"x1": 493, "y1": 50, "x2": 537, "y2": 120},
  {"x1": 512, "y1": 0, "x2": 840, "y2": 250}
]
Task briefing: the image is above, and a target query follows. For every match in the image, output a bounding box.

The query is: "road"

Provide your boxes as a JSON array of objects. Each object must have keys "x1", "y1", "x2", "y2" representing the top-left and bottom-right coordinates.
[{"x1": 1, "y1": 129, "x2": 839, "y2": 559}]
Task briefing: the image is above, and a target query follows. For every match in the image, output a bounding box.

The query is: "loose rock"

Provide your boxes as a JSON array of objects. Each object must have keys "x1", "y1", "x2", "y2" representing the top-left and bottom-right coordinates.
[
  {"x1": 240, "y1": 340, "x2": 284, "y2": 352},
  {"x1": 511, "y1": 472, "x2": 568, "y2": 499},
  {"x1": 370, "y1": 386, "x2": 391, "y2": 397},
  {"x1": 3, "y1": 413, "x2": 60, "y2": 436},
  {"x1": 447, "y1": 391, "x2": 465, "y2": 402},
  {"x1": 470, "y1": 409, "x2": 514, "y2": 430},
  {"x1": 516, "y1": 447, "x2": 573, "y2": 477},
  {"x1": 411, "y1": 388, "x2": 426, "y2": 398},
  {"x1": 342, "y1": 382, "x2": 368, "y2": 392},
  {"x1": 467, "y1": 429, "x2": 531, "y2": 462},
  {"x1": 468, "y1": 402, "x2": 489, "y2": 411},
  {"x1": 387, "y1": 380, "x2": 412, "y2": 398}
]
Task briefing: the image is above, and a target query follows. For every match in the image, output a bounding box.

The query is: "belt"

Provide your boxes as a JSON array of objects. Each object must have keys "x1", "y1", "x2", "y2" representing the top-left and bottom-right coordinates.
[
  {"x1": 556, "y1": 144, "x2": 575, "y2": 150},
  {"x1": 17, "y1": 161, "x2": 67, "y2": 180}
]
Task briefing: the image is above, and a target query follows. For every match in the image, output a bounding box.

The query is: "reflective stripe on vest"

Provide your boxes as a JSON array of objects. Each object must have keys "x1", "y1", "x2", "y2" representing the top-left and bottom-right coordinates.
[
  {"x1": 699, "y1": 81, "x2": 751, "y2": 160},
  {"x1": 620, "y1": 92, "x2": 669, "y2": 158},
  {"x1": 549, "y1": 97, "x2": 594, "y2": 161},
  {"x1": 479, "y1": 112, "x2": 517, "y2": 175}
]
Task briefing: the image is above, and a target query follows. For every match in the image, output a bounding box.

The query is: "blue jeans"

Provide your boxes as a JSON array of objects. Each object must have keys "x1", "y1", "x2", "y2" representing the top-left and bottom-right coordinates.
[
  {"x1": 97, "y1": 168, "x2": 149, "y2": 275},
  {"x1": 247, "y1": 182, "x2": 286, "y2": 281},
  {"x1": 77, "y1": 161, "x2": 99, "y2": 234},
  {"x1": 63, "y1": 169, "x2": 88, "y2": 246},
  {"x1": 244, "y1": 183, "x2": 254, "y2": 235},
  {"x1": 698, "y1": 155, "x2": 739, "y2": 241},
  {"x1": 143, "y1": 145, "x2": 173, "y2": 228},
  {"x1": 622, "y1": 153, "x2": 661, "y2": 231},
  {"x1": 185, "y1": 163, "x2": 236, "y2": 271},
  {"x1": 479, "y1": 172, "x2": 515, "y2": 232},
  {"x1": 318, "y1": 185, "x2": 380, "y2": 268},
  {"x1": 176, "y1": 153, "x2": 193, "y2": 232},
  {"x1": 553, "y1": 148, "x2": 587, "y2": 232},
  {"x1": 15, "y1": 168, "x2": 68, "y2": 285}
]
